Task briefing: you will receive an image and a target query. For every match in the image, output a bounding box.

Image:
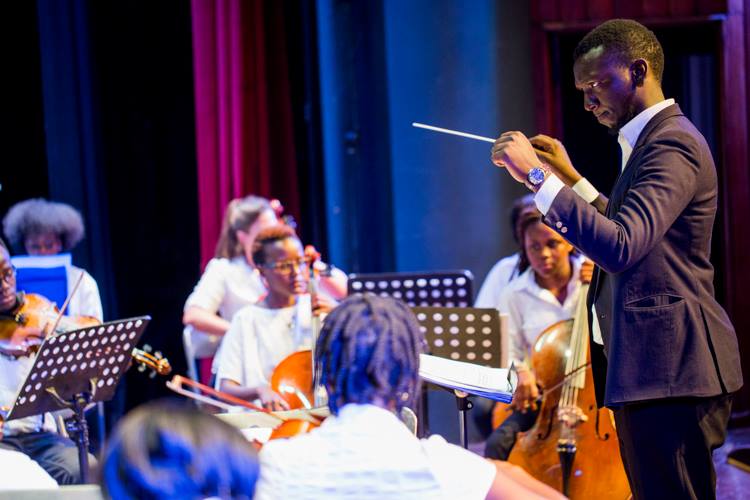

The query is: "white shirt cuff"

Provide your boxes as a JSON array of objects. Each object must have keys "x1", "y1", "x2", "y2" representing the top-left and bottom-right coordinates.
[
  {"x1": 572, "y1": 177, "x2": 600, "y2": 203},
  {"x1": 534, "y1": 174, "x2": 565, "y2": 215}
]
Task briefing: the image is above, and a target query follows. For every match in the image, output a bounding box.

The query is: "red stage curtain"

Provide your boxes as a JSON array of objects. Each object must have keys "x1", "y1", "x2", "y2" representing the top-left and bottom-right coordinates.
[{"x1": 191, "y1": 0, "x2": 300, "y2": 269}]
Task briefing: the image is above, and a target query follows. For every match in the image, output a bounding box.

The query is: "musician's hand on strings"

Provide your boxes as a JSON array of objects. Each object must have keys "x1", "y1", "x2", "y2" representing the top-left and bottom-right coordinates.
[
  {"x1": 0, "y1": 325, "x2": 44, "y2": 357},
  {"x1": 257, "y1": 386, "x2": 290, "y2": 412},
  {"x1": 511, "y1": 368, "x2": 539, "y2": 414},
  {"x1": 491, "y1": 132, "x2": 540, "y2": 183},
  {"x1": 580, "y1": 260, "x2": 595, "y2": 284},
  {"x1": 529, "y1": 134, "x2": 580, "y2": 186},
  {"x1": 312, "y1": 294, "x2": 337, "y2": 316}
]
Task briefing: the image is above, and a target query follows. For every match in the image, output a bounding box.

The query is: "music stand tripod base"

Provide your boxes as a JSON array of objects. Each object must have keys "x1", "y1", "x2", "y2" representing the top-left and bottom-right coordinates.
[{"x1": 4, "y1": 316, "x2": 151, "y2": 483}]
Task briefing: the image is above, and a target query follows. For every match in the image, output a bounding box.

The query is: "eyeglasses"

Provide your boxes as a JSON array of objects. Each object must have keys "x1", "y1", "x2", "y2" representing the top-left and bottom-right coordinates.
[
  {"x1": 0, "y1": 266, "x2": 16, "y2": 285},
  {"x1": 262, "y1": 257, "x2": 311, "y2": 275}
]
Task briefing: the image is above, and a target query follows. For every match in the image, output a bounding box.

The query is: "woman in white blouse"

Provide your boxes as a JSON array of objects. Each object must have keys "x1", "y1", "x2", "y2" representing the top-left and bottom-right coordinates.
[
  {"x1": 485, "y1": 209, "x2": 592, "y2": 460},
  {"x1": 183, "y1": 195, "x2": 347, "y2": 358}
]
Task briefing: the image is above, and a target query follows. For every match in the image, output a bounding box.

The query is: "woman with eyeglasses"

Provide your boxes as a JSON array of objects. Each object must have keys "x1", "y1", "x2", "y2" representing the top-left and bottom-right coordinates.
[
  {"x1": 212, "y1": 224, "x2": 337, "y2": 410},
  {"x1": 182, "y1": 196, "x2": 347, "y2": 364}
]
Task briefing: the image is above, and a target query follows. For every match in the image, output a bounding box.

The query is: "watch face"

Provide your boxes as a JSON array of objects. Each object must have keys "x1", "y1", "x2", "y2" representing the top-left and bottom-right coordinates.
[{"x1": 528, "y1": 167, "x2": 546, "y2": 185}]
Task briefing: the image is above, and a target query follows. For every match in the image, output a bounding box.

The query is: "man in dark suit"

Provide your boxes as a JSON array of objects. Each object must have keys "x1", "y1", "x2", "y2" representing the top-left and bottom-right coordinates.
[{"x1": 491, "y1": 19, "x2": 742, "y2": 499}]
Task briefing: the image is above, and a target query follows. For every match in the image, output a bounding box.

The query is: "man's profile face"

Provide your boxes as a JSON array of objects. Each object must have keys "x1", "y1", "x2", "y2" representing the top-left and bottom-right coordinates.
[
  {"x1": 0, "y1": 247, "x2": 17, "y2": 312},
  {"x1": 573, "y1": 45, "x2": 638, "y2": 131}
]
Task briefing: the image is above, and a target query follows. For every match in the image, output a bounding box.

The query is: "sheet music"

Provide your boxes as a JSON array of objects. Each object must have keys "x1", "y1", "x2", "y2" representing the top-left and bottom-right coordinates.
[{"x1": 419, "y1": 354, "x2": 516, "y2": 402}]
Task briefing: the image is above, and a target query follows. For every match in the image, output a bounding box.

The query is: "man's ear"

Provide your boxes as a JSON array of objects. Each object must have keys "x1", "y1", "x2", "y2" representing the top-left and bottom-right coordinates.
[{"x1": 631, "y1": 59, "x2": 647, "y2": 86}]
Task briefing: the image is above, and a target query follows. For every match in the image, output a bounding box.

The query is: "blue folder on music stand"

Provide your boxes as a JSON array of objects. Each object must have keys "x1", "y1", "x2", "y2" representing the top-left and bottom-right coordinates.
[{"x1": 11, "y1": 254, "x2": 71, "y2": 311}]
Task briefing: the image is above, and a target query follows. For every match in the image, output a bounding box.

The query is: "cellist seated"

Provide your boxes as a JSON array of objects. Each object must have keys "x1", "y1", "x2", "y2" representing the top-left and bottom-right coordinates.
[
  {"x1": 0, "y1": 238, "x2": 92, "y2": 485},
  {"x1": 213, "y1": 225, "x2": 336, "y2": 411},
  {"x1": 254, "y1": 293, "x2": 565, "y2": 500},
  {"x1": 484, "y1": 210, "x2": 593, "y2": 460}
]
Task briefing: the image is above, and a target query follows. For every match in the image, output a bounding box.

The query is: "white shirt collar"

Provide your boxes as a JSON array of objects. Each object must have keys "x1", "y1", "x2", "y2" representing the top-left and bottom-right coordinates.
[
  {"x1": 513, "y1": 256, "x2": 583, "y2": 304},
  {"x1": 617, "y1": 98, "x2": 675, "y2": 169}
]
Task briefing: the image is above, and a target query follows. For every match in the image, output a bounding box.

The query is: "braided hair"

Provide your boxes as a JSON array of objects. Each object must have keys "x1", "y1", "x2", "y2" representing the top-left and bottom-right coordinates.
[{"x1": 316, "y1": 293, "x2": 424, "y2": 414}]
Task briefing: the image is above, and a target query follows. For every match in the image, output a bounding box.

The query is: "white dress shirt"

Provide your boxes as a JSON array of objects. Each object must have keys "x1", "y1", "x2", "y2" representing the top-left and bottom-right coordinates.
[
  {"x1": 0, "y1": 355, "x2": 57, "y2": 436},
  {"x1": 498, "y1": 256, "x2": 585, "y2": 368},
  {"x1": 534, "y1": 98, "x2": 676, "y2": 344},
  {"x1": 213, "y1": 298, "x2": 313, "y2": 392},
  {"x1": 255, "y1": 403, "x2": 496, "y2": 500},
  {"x1": 474, "y1": 253, "x2": 521, "y2": 308},
  {"x1": 184, "y1": 256, "x2": 267, "y2": 321}
]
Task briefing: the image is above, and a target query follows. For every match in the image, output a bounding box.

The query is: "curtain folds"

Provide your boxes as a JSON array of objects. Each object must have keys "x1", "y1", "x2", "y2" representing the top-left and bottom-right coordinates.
[{"x1": 191, "y1": 0, "x2": 300, "y2": 269}]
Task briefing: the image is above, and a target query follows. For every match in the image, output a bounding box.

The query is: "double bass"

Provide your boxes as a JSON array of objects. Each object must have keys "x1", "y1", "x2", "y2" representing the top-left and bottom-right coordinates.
[{"x1": 506, "y1": 282, "x2": 631, "y2": 499}]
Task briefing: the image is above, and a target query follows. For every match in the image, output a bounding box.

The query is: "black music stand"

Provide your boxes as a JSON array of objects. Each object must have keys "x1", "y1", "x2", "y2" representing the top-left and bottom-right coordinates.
[
  {"x1": 3, "y1": 316, "x2": 151, "y2": 483},
  {"x1": 348, "y1": 270, "x2": 474, "y2": 307},
  {"x1": 348, "y1": 270, "x2": 474, "y2": 436},
  {"x1": 413, "y1": 306, "x2": 506, "y2": 449}
]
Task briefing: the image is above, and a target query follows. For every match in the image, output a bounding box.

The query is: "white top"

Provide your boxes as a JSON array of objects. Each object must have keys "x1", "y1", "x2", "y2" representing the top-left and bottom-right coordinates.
[
  {"x1": 535, "y1": 98, "x2": 677, "y2": 346},
  {"x1": 184, "y1": 257, "x2": 267, "y2": 320},
  {"x1": 255, "y1": 403, "x2": 496, "y2": 500},
  {"x1": 66, "y1": 265, "x2": 103, "y2": 321},
  {"x1": 499, "y1": 256, "x2": 585, "y2": 369},
  {"x1": 0, "y1": 449, "x2": 58, "y2": 489},
  {"x1": 213, "y1": 298, "x2": 313, "y2": 391},
  {"x1": 474, "y1": 253, "x2": 521, "y2": 309},
  {"x1": 0, "y1": 355, "x2": 57, "y2": 436}
]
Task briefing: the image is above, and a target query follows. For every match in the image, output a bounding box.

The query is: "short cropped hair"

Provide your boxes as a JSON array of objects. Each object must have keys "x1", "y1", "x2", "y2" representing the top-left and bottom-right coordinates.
[
  {"x1": 316, "y1": 294, "x2": 424, "y2": 415},
  {"x1": 574, "y1": 19, "x2": 664, "y2": 82},
  {"x1": 100, "y1": 399, "x2": 258, "y2": 499},
  {"x1": 251, "y1": 224, "x2": 298, "y2": 266},
  {"x1": 2, "y1": 198, "x2": 85, "y2": 252}
]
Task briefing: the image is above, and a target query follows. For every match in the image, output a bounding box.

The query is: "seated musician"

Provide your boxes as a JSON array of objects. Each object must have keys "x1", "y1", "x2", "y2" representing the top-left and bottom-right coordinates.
[
  {"x1": 2, "y1": 198, "x2": 103, "y2": 320},
  {"x1": 213, "y1": 224, "x2": 336, "y2": 410},
  {"x1": 184, "y1": 195, "x2": 347, "y2": 340},
  {"x1": 484, "y1": 209, "x2": 592, "y2": 460},
  {"x1": 0, "y1": 238, "x2": 88, "y2": 484},
  {"x1": 254, "y1": 293, "x2": 565, "y2": 500},
  {"x1": 100, "y1": 399, "x2": 259, "y2": 499}
]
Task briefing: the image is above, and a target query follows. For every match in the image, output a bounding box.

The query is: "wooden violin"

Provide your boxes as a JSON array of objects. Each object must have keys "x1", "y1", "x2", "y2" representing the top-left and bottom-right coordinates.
[
  {"x1": 0, "y1": 292, "x2": 172, "y2": 378},
  {"x1": 0, "y1": 293, "x2": 100, "y2": 357}
]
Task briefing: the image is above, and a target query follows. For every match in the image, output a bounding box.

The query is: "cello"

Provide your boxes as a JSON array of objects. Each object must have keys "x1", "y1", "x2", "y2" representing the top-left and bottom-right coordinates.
[
  {"x1": 269, "y1": 244, "x2": 327, "y2": 410},
  {"x1": 506, "y1": 281, "x2": 631, "y2": 499}
]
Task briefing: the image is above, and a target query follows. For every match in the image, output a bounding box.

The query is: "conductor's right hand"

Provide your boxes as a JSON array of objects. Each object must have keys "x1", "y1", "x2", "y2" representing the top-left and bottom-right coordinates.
[
  {"x1": 257, "y1": 386, "x2": 290, "y2": 412},
  {"x1": 511, "y1": 369, "x2": 540, "y2": 414},
  {"x1": 530, "y1": 134, "x2": 581, "y2": 187}
]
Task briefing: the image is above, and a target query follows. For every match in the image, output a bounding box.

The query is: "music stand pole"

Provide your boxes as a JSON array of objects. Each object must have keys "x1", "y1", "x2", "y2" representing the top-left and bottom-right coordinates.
[
  {"x1": 46, "y1": 381, "x2": 96, "y2": 483},
  {"x1": 454, "y1": 390, "x2": 473, "y2": 449}
]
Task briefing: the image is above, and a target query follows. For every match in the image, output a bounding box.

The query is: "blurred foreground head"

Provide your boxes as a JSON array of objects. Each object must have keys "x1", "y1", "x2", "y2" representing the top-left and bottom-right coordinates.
[{"x1": 100, "y1": 400, "x2": 258, "y2": 499}]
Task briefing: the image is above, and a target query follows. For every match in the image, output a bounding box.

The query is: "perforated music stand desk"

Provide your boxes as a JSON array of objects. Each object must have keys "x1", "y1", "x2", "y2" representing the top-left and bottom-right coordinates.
[
  {"x1": 348, "y1": 270, "x2": 474, "y2": 307},
  {"x1": 4, "y1": 316, "x2": 151, "y2": 483},
  {"x1": 413, "y1": 306, "x2": 507, "y2": 448}
]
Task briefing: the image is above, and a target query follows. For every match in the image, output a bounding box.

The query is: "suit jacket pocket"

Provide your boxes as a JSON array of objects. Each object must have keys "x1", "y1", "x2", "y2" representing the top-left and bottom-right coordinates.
[{"x1": 621, "y1": 298, "x2": 687, "y2": 389}]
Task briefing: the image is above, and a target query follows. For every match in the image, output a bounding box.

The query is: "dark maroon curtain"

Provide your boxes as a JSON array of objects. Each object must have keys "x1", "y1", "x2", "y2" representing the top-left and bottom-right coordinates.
[{"x1": 191, "y1": 0, "x2": 301, "y2": 269}]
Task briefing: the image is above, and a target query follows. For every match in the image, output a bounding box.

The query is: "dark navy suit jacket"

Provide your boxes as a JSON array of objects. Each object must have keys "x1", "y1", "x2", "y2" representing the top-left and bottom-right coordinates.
[{"x1": 544, "y1": 104, "x2": 743, "y2": 407}]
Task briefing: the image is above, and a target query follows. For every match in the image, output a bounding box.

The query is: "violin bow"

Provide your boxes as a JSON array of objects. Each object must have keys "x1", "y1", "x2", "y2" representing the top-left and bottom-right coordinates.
[{"x1": 47, "y1": 270, "x2": 86, "y2": 335}]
